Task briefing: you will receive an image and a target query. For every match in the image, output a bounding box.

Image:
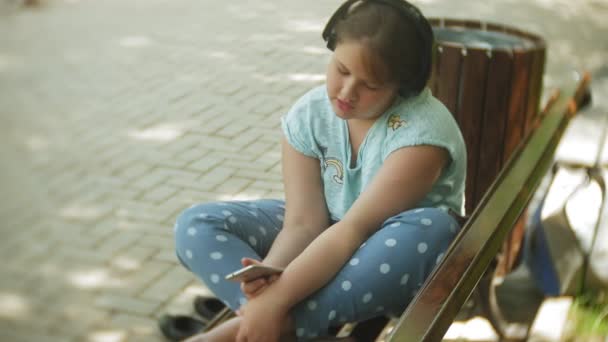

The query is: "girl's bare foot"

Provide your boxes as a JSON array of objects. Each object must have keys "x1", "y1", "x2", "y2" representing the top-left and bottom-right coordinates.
[
  {"x1": 279, "y1": 333, "x2": 356, "y2": 342},
  {"x1": 182, "y1": 312, "x2": 351, "y2": 342}
]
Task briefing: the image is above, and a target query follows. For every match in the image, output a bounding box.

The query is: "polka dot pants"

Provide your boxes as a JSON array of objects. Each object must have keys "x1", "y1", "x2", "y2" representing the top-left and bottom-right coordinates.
[{"x1": 174, "y1": 199, "x2": 460, "y2": 341}]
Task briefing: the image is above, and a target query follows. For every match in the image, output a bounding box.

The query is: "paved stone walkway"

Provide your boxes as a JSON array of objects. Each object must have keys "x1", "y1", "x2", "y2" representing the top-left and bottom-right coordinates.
[{"x1": 0, "y1": 0, "x2": 606, "y2": 341}]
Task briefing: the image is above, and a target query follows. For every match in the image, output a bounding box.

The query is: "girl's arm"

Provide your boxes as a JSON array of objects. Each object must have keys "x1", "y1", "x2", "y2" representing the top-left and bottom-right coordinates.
[
  {"x1": 261, "y1": 137, "x2": 331, "y2": 268},
  {"x1": 268, "y1": 145, "x2": 449, "y2": 310}
]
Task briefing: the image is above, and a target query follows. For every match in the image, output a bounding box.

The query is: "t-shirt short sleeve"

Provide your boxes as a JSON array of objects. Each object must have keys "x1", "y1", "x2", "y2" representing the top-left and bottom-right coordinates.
[
  {"x1": 380, "y1": 90, "x2": 467, "y2": 215},
  {"x1": 382, "y1": 93, "x2": 461, "y2": 167},
  {"x1": 280, "y1": 90, "x2": 319, "y2": 159}
]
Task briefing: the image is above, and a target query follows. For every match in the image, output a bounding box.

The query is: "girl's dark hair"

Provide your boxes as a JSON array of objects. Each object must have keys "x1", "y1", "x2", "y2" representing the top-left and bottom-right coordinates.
[{"x1": 323, "y1": 0, "x2": 434, "y2": 98}]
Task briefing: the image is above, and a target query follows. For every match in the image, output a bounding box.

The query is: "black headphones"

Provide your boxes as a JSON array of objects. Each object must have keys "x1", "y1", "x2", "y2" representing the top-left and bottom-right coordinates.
[{"x1": 322, "y1": 0, "x2": 434, "y2": 97}]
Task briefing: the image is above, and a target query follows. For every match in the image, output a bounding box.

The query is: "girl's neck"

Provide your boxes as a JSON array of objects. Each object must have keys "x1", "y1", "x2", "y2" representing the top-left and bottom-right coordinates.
[{"x1": 346, "y1": 118, "x2": 376, "y2": 138}]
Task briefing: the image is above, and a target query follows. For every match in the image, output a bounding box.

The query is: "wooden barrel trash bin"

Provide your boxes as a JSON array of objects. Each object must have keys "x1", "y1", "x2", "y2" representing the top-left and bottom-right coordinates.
[
  {"x1": 428, "y1": 18, "x2": 546, "y2": 215},
  {"x1": 428, "y1": 19, "x2": 546, "y2": 275}
]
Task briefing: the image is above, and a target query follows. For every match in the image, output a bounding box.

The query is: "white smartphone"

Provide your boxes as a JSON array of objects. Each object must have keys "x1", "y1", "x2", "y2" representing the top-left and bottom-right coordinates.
[{"x1": 224, "y1": 264, "x2": 284, "y2": 282}]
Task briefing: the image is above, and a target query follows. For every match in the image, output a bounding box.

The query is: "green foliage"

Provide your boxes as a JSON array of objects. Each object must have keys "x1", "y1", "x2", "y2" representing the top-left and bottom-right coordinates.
[{"x1": 566, "y1": 291, "x2": 608, "y2": 340}]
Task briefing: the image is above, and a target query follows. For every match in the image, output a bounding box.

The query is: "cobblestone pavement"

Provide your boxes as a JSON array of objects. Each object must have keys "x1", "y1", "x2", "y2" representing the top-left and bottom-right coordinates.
[{"x1": 1, "y1": 0, "x2": 607, "y2": 341}]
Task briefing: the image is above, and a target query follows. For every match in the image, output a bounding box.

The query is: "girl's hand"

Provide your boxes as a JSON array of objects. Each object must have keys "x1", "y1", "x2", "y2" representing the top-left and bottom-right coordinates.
[
  {"x1": 236, "y1": 289, "x2": 290, "y2": 342},
  {"x1": 240, "y1": 258, "x2": 280, "y2": 300}
]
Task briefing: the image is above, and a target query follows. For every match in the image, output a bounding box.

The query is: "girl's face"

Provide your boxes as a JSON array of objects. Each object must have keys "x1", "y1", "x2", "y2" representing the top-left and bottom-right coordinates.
[{"x1": 326, "y1": 41, "x2": 399, "y2": 122}]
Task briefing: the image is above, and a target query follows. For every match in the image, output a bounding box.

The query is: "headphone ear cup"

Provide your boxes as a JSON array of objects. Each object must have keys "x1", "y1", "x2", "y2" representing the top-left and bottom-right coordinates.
[
  {"x1": 322, "y1": 0, "x2": 356, "y2": 52},
  {"x1": 395, "y1": 2, "x2": 434, "y2": 97},
  {"x1": 326, "y1": 33, "x2": 337, "y2": 51}
]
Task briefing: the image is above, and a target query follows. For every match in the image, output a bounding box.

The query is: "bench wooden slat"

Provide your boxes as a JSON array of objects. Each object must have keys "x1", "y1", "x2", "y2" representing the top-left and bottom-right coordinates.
[
  {"x1": 435, "y1": 46, "x2": 463, "y2": 117},
  {"x1": 503, "y1": 50, "x2": 533, "y2": 165},
  {"x1": 475, "y1": 49, "x2": 513, "y2": 212},
  {"x1": 524, "y1": 48, "x2": 546, "y2": 137},
  {"x1": 457, "y1": 48, "x2": 491, "y2": 212},
  {"x1": 386, "y1": 75, "x2": 590, "y2": 342}
]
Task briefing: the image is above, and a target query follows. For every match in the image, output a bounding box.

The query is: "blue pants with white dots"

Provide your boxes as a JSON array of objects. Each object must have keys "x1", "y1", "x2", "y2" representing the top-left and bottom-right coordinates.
[{"x1": 174, "y1": 199, "x2": 460, "y2": 340}]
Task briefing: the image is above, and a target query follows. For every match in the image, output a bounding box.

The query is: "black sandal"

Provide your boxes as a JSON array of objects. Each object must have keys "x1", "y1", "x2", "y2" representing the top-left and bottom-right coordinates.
[
  {"x1": 193, "y1": 296, "x2": 226, "y2": 320},
  {"x1": 158, "y1": 314, "x2": 207, "y2": 341}
]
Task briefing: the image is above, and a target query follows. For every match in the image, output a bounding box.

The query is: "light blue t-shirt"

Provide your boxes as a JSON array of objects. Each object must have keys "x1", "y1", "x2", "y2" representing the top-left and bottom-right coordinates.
[{"x1": 281, "y1": 85, "x2": 467, "y2": 220}]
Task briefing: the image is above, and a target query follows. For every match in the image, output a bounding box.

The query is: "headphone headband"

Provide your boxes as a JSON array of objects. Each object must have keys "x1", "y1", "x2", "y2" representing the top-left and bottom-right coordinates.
[{"x1": 322, "y1": 0, "x2": 433, "y2": 97}]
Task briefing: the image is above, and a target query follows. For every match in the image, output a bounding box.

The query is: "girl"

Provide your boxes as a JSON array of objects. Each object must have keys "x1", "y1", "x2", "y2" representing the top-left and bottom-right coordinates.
[{"x1": 174, "y1": 0, "x2": 466, "y2": 341}]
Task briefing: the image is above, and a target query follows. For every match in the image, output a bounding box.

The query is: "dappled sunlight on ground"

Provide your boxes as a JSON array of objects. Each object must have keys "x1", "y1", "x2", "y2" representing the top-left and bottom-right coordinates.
[
  {"x1": 444, "y1": 316, "x2": 499, "y2": 341},
  {"x1": 87, "y1": 330, "x2": 127, "y2": 342},
  {"x1": 127, "y1": 124, "x2": 184, "y2": 143},
  {"x1": 118, "y1": 35, "x2": 153, "y2": 48},
  {"x1": 284, "y1": 19, "x2": 325, "y2": 33},
  {"x1": 24, "y1": 135, "x2": 49, "y2": 151},
  {"x1": 0, "y1": 293, "x2": 30, "y2": 320},
  {"x1": 68, "y1": 268, "x2": 122, "y2": 290},
  {"x1": 300, "y1": 46, "x2": 329, "y2": 55},
  {"x1": 219, "y1": 192, "x2": 272, "y2": 202},
  {"x1": 287, "y1": 73, "x2": 326, "y2": 82},
  {"x1": 60, "y1": 204, "x2": 113, "y2": 221}
]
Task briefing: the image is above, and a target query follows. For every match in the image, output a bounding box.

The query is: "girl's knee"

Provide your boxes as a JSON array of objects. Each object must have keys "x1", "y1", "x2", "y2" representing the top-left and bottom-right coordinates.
[
  {"x1": 175, "y1": 203, "x2": 224, "y2": 234},
  {"x1": 174, "y1": 203, "x2": 226, "y2": 262},
  {"x1": 174, "y1": 206, "x2": 198, "y2": 246}
]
